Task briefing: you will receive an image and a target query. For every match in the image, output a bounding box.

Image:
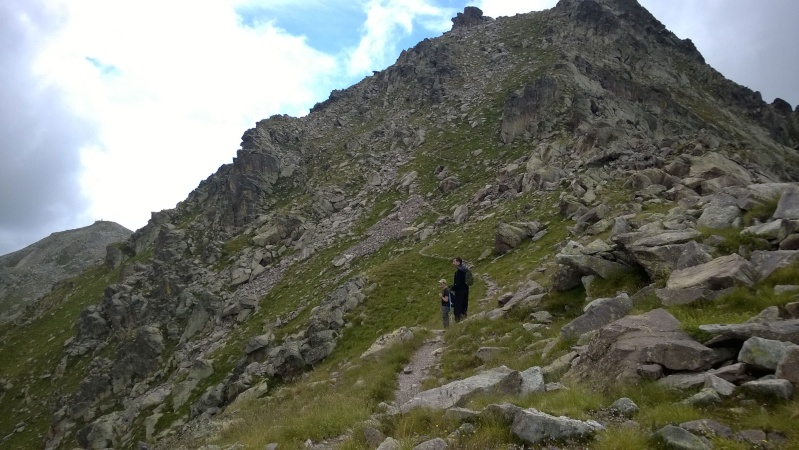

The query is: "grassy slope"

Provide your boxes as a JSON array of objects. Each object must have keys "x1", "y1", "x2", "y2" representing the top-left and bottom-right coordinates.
[{"x1": 0, "y1": 264, "x2": 121, "y2": 449}]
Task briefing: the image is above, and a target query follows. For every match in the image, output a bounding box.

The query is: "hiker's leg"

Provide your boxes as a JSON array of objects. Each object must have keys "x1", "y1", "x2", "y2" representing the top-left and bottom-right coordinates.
[{"x1": 441, "y1": 304, "x2": 449, "y2": 328}]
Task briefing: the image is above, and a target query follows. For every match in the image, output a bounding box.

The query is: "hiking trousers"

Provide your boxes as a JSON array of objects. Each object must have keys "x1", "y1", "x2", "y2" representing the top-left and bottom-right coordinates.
[
  {"x1": 453, "y1": 289, "x2": 468, "y2": 322},
  {"x1": 441, "y1": 304, "x2": 450, "y2": 328}
]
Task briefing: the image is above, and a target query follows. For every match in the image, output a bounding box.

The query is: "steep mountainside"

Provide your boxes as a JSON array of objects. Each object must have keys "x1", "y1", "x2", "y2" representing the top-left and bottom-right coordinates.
[
  {"x1": 0, "y1": 221, "x2": 132, "y2": 323},
  {"x1": 2, "y1": 1, "x2": 799, "y2": 449}
]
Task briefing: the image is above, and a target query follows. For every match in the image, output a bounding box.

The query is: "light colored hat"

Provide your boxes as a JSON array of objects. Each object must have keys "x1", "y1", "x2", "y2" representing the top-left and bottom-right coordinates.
[{"x1": 438, "y1": 279, "x2": 447, "y2": 284}]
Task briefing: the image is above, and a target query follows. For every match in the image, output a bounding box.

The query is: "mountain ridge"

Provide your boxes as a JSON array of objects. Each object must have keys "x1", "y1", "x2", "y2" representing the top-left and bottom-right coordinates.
[
  {"x1": 0, "y1": 220, "x2": 132, "y2": 323},
  {"x1": 2, "y1": 1, "x2": 799, "y2": 449}
]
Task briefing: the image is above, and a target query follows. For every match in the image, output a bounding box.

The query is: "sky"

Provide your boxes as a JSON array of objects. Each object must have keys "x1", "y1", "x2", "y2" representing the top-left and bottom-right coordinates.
[{"x1": 1, "y1": 0, "x2": 797, "y2": 256}]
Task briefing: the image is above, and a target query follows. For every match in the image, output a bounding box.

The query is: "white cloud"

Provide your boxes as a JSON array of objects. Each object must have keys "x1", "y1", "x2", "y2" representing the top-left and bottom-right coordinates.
[
  {"x1": 32, "y1": 0, "x2": 338, "y2": 232},
  {"x1": 346, "y1": 0, "x2": 452, "y2": 76},
  {"x1": 475, "y1": 0, "x2": 556, "y2": 18}
]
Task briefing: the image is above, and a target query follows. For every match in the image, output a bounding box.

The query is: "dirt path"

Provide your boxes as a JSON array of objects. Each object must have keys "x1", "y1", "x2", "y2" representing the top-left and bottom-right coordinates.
[{"x1": 393, "y1": 330, "x2": 446, "y2": 407}]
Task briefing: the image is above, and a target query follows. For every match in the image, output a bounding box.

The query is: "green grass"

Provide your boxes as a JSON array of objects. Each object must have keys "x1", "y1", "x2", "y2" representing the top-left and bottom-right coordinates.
[
  {"x1": 669, "y1": 261, "x2": 799, "y2": 341},
  {"x1": 700, "y1": 226, "x2": 771, "y2": 256},
  {"x1": 211, "y1": 331, "x2": 429, "y2": 449},
  {"x1": 743, "y1": 195, "x2": 781, "y2": 226},
  {"x1": 0, "y1": 264, "x2": 120, "y2": 449}
]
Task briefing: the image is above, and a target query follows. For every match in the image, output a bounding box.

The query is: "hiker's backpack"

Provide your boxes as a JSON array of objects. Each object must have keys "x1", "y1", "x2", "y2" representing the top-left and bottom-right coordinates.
[
  {"x1": 465, "y1": 268, "x2": 474, "y2": 287},
  {"x1": 448, "y1": 291, "x2": 454, "y2": 312}
]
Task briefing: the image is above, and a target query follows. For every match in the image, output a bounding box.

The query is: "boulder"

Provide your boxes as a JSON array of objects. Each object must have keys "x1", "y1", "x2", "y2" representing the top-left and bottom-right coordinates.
[
  {"x1": 776, "y1": 345, "x2": 799, "y2": 385},
  {"x1": 626, "y1": 239, "x2": 710, "y2": 280},
  {"x1": 510, "y1": 408, "x2": 603, "y2": 445},
  {"x1": 689, "y1": 152, "x2": 752, "y2": 186},
  {"x1": 556, "y1": 241, "x2": 633, "y2": 279},
  {"x1": 743, "y1": 219, "x2": 789, "y2": 240},
  {"x1": 453, "y1": 204, "x2": 469, "y2": 225},
  {"x1": 749, "y1": 250, "x2": 799, "y2": 279},
  {"x1": 656, "y1": 373, "x2": 707, "y2": 391},
  {"x1": 413, "y1": 438, "x2": 448, "y2": 450},
  {"x1": 684, "y1": 388, "x2": 721, "y2": 406},
  {"x1": 737, "y1": 337, "x2": 795, "y2": 370},
  {"x1": 655, "y1": 287, "x2": 729, "y2": 307},
  {"x1": 495, "y1": 222, "x2": 528, "y2": 254},
  {"x1": 704, "y1": 374, "x2": 735, "y2": 397},
  {"x1": 567, "y1": 309, "x2": 716, "y2": 384},
  {"x1": 696, "y1": 205, "x2": 741, "y2": 228},
  {"x1": 561, "y1": 294, "x2": 632, "y2": 340},
  {"x1": 609, "y1": 397, "x2": 639, "y2": 418},
  {"x1": 773, "y1": 186, "x2": 799, "y2": 219},
  {"x1": 739, "y1": 379, "x2": 794, "y2": 401},
  {"x1": 519, "y1": 366, "x2": 545, "y2": 394},
  {"x1": 655, "y1": 424, "x2": 710, "y2": 450},
  {"x1": 665, "y1": 253, "x2": 758, "y2": 290},
  {"x1": 679, "y1": 419, "x2": 734, "y2": 440},
  {"x1": 376, "y1": 437, "x2": 401, "y2": 450},
  {"x1": 479, "y1": 402, "x2": 524, "y2": 425},
  {"x1": 442, "y1": 407, "x2": 479, "y2": 424},
  {"x1": 709, "y1": 363, "x2": 752, "y2": 384},
  {"x1": 398, "y1": 366, "x2": 520, "y2": 412},
  {"x1": 699, "y1": 319, "x2": 799, "y2": 345}
]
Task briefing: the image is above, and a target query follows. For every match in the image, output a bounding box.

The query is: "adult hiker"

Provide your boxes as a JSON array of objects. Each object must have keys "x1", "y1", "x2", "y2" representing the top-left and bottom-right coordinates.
[
  {"x1": 450, "y1": 256, "x2": 472, "y2": 322},
  {"x1": 438, "y1": 279, "x2": 452, "y2": 328}
]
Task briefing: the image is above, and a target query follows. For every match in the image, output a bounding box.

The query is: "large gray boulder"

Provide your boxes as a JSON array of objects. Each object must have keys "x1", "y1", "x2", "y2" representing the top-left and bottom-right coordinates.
[
  {"x1": 510, "y1": 408, "x2": 603, "y2": 445},
  {"x1": 749, "y1": 250, "x2": 799, "y2": 279},
  {"x1": 567, "y1": 309, "x2": 716, "y2": 384},
  {"x1": 555, "y1": 241, "x2": 633, "y2": 279},
  {"x1": 561, "y1": 294, "x2": 632, "y2": 340},
  {"x1": 626, "y1": 238, "x2": 710, "y2": 280},
  {"x1": 519, "y1": 366, "x2": 545, "y2": 394},
  {"x1": 776, "y1": 345, "x2": 799, "y2": 385},
  {"x1": 773, "y1": 186, "x2": 799, "y2": 219},
  {"x1": 737, "y1": 337, "x2": 795, "y2": 370},
  {"x1": 398, "y1": 366, "x2": 520, "y2": 412},
  {"x1": 689, "y1": 152, "x2": 753, "y2": 186},
  {"x1": 696, "y1": 205, "x2": 741, "y2": 228},
  {"x1": 655, "y1": 424, "x2": 710, "y2": 450},
  {"x1": 679, "y1": 419, "x2": 735, "y2": 440},
  {"x1": 495, "y1": 222, "x2": 542, "y2": 254},
  {"x1": 739, "y1": 379, "x2": 794, "y2": 401},
  {"x1": 665, "y1": 253, "x2": 758, "y2": 290}
]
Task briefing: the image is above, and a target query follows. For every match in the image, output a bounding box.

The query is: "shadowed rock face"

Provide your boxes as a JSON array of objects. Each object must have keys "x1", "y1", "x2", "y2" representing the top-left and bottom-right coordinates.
[{"x1": 451, "y1": 6, "x2": 491, "y2": 29}]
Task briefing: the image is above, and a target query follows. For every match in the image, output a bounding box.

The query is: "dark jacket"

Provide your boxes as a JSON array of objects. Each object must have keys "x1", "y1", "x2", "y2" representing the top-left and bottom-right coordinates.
[
  {"x1": 441, "y1": 288, "x2": 452, "y2": 306},
  {"x1": 452, "y1": 265, "x2": 469, "y2": 292}
]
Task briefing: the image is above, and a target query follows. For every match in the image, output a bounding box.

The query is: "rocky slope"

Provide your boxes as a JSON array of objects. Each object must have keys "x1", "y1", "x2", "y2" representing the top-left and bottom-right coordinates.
[
  {"x1": 0, "y1": 221, "x2": 132, "y2": 323},
  {"x1": 2, "y1": 1, "x2": 799, "y2": 449}
]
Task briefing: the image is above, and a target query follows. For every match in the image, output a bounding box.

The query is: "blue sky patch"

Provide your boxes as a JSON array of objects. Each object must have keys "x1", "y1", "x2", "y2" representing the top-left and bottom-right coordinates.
[
  {"x1": 85, "y1": 57, "x2": 120, "y2": 76},
  {"x1": 236, "y1": 3, "x2": 366, "y2": 54}
]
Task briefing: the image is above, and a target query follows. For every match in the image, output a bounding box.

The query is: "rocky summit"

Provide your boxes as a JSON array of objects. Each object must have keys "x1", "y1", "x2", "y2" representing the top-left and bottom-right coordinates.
[
  {"x1": 0, "y1": 220, "x2": 132, "y2": 323},
  {"x1": 2, "y1": 1, "x2": 799, "y2": 449}
]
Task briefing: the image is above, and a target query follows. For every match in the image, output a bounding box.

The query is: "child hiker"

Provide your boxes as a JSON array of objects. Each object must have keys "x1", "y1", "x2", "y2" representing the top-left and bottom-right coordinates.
[{"x1": 438, "y1": 279, "x2": 453, "y2": 329}]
